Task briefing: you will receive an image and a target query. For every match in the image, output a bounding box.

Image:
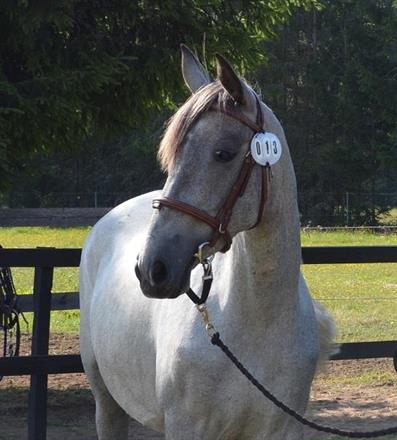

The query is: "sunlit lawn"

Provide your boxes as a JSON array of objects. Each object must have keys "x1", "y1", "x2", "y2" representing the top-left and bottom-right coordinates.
[
  {"x1": 0, "y1": 227, "x2": 90, "y2": 334},
  {"x1": 1, "y1": 227, "x2": 397, "y2": 342},
  {"x1": 301, "y1": 230, "x2": 397, "y2": 343}
]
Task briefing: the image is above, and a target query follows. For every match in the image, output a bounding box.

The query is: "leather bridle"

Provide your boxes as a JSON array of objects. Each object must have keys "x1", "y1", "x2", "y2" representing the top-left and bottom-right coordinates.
[{"x1": 152, "y1": 93, "x2": 269, "y2": 254}]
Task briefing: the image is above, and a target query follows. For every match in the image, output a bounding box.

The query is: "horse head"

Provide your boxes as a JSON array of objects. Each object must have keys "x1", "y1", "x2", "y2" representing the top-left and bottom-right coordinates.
[{"x1": 135, "y1": 45, "x2": 286, "y2": 299}]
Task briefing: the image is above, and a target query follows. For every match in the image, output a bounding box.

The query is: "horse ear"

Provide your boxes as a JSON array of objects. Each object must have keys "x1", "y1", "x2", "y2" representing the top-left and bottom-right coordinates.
[
  {"x1": 215, "y1": 54, "x2": 245, "y2": 105},
  {"x1": 181, "y1": 44, "x2": 210, "y2": 93}
]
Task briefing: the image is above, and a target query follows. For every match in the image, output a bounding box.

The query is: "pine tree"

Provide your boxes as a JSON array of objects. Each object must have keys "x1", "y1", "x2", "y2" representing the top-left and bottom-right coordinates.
[{"x1": 0, "y1": 0, "x2": 316, "y2": 189}]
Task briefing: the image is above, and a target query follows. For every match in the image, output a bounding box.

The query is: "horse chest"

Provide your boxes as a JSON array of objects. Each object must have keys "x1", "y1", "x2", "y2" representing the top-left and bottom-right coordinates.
[{"x1": 156, "y1": 331, "x2": 294, "y2": 438}]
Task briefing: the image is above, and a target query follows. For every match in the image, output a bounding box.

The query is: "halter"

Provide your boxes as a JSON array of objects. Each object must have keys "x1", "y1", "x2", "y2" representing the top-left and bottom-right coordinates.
[{"x1": 152, "y1": 94, "x2": 269, "y2": 254}]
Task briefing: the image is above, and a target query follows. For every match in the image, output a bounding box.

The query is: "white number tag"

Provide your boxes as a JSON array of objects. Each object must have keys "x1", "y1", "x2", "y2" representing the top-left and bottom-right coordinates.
[{"x1": 250, "y1": 132, "x2": 282, "y2": 166}]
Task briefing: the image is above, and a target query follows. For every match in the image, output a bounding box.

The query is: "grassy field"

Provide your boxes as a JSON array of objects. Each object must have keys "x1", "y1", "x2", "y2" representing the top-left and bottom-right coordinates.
[
  {"x1": 301, "y1": 229, "x2": 397, "y2": 343},
  {"x1": 1, "y1": 227, "x2": 397, "y2": 342},
  {"x1": 0, "y1": 227, "x2": 89, "y2": 334}
]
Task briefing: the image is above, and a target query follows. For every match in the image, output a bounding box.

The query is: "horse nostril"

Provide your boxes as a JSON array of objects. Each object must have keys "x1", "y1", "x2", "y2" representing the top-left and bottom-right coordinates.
[
  {"x1": 134, "y1": 262, "x2": 142, "y2": 282},
  {"x1": 150, "y1": 260, "x2": 168, "y2": 286}
]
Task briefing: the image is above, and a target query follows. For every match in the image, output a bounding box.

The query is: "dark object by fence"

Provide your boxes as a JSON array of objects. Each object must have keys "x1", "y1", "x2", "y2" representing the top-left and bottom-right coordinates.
[
  {"x1": 0, "y1": 245, "x2": 26, "y2": 379},
  {"x1": 0, "y1": 245, "x2": 396, "y2": 439}
]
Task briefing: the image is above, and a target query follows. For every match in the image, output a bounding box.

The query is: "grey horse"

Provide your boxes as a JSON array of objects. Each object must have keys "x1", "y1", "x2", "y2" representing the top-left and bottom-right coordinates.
[{"x1": 79, "y1": 45, "x2": 336, "y2": 439}]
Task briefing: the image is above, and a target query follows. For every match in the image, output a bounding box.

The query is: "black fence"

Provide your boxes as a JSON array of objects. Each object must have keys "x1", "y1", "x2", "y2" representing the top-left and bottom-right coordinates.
[{"x1": 0, "y1": 246, "x2": 397, "y2": 439}]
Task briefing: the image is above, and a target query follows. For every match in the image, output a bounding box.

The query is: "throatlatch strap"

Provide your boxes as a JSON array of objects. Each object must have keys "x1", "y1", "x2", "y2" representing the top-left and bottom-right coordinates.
[{"x1": 250, "y1": 166, "x2": 269, "y2": 230}]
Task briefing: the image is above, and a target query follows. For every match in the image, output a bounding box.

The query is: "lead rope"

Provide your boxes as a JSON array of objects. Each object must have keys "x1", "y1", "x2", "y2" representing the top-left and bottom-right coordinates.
[{"x1": 190, "y1": 259, "x2": 397, "y2": 438}]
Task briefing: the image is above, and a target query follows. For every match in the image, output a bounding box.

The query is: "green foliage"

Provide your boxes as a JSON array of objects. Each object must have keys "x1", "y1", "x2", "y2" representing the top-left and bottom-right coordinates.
[
  {"x1": 3, "y1": 0, "x2": 396, "y2": 226},
  {"x1": 0, "y1": 0, "x2": 315, "y2": 188},
  {"x1": 3, "y1": 114, "x2": 167, "y2": 207},
  {"x1": 257, "y1": 0, "x2": 397, "y2": 225}
]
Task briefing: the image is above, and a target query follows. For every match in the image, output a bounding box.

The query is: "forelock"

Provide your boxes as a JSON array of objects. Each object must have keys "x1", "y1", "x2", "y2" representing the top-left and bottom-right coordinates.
[{"x1": 158, "y1": 81, "x2": 233, "y2": 172}]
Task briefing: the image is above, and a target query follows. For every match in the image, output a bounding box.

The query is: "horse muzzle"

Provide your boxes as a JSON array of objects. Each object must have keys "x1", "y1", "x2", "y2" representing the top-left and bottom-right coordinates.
[{"x1": 135, "y1": 247, "x2": 195, "y2": 299}]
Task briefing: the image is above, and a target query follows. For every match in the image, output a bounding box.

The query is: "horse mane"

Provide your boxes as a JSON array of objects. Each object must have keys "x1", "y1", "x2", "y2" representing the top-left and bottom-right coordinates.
[{"x1": 158, "y1": 81, "x2": 233, "y2": 172}]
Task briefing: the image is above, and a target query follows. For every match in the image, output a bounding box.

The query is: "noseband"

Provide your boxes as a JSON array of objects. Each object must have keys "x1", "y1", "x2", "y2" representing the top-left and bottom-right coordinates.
[{"x1": 152, "y1": 94, "x2": 269, "y2": 253}]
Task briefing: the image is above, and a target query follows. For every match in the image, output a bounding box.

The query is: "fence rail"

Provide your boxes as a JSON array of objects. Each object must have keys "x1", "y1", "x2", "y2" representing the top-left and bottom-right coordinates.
[
  {"x1": 1, "y1": 246, "x2": 397, "y2": 439},
  {"x1": 3, "y1": 245, "x2": 397, "y2": 267}
]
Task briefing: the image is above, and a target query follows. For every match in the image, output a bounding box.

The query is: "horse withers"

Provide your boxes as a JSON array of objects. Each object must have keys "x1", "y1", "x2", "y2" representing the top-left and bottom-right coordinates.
[{"x1": 79, "y1": 45, "x2": 336, "y2": 439}]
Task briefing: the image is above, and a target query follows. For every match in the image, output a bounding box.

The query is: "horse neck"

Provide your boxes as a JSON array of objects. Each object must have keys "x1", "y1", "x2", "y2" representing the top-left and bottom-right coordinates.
[{"x1": 220, "y1": 159, "x2": 301, "y2": 328}]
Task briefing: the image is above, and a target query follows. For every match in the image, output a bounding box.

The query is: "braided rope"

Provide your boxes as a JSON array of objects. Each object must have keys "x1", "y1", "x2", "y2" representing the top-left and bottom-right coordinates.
[{"x1": 211, "y1": 332, "x2": 397, "y2": 438}]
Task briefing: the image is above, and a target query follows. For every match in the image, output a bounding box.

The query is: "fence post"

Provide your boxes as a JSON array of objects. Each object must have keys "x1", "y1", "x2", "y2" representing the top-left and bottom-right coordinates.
[
  {"x1": 27, "y1": 265, "x2": 54, "y2": 440},
  {"x1": 345, "y1": 192, "x2": 350, "y2": 226}
]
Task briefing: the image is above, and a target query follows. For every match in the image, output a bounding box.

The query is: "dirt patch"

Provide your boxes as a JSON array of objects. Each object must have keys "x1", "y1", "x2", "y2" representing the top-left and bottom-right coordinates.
[
  {"x1": 1, "y1": 335, "x2": 397, "y2": 439},
  {"x1": 306, "y1": 359, "x2": 397, "y2": 439}
]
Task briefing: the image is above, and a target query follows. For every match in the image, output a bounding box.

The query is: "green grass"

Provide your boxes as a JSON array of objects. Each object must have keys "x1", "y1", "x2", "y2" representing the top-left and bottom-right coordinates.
[
  {"x1": 0, "y1": 225, "x2": 88, "y2": 293},
  {"x1": 303, "y1": 262, "x2": 397, "y2": 342},
  {"x1": 319, "y1": 368, "x2": 396, "y2": 388},
  {"x1": 301, "y1": 229, "x2": 397, "y2": 246},
  {"x1": 0, "y1": 227, "x2": 90, "y2": 334},
  {"x1": 301, "y1": 230, "x2": 397, "y2": 342},
  {"x1": 380, "y1": 207, "x2": 397, "y2": 225},
  {"x1": 1, "y1": 227, "x2": 397, "y2": 341},
  {"x1": 0, "y1": 226, "x2": 90, "y2": 248}
]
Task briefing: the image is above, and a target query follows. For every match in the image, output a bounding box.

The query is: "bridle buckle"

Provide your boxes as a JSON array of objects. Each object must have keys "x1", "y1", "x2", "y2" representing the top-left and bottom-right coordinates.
[{"x1": 194, "y1": 242, "x2": 214, "y2": 265}]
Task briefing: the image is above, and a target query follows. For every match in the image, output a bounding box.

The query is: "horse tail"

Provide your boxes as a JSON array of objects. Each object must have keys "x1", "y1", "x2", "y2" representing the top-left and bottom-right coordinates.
[{"x1": 313, "y1": 301, "x2": 339, "y2": 369}]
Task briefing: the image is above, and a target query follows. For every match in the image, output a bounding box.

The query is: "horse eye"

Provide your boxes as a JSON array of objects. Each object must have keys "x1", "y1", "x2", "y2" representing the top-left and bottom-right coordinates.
[{"x1": 214, "y1": 150, "x2": 237, "y2": 162}]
